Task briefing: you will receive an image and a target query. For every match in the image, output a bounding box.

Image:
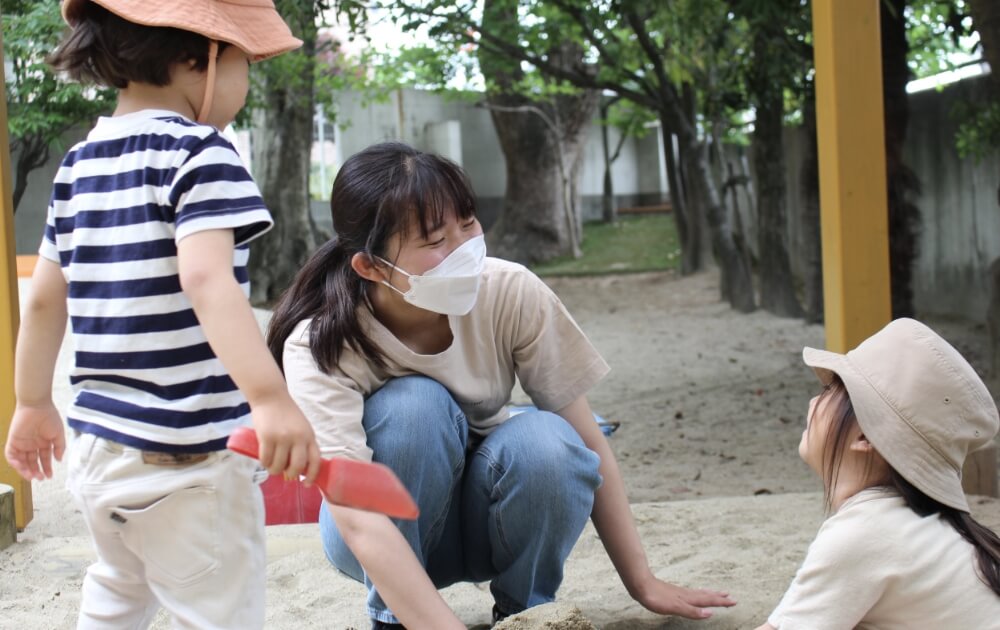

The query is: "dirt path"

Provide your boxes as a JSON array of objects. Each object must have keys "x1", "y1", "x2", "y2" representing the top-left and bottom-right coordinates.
[{"x1": 545, "y1": 269, "x2": 992, "y2": 504}]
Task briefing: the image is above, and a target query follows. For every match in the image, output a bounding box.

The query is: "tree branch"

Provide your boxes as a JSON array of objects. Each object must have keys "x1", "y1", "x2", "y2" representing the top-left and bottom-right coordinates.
[
  {"x1": 474, "y1": 31, "x2": 656, "y2": 108},
  {"x1": 392, "y1": 0, "x2": 658, "y2": 108},
  {"x1": 546, "y1": 0, "x2": 658, "y2": 99},
  {"x1": 619, "y1": 3, "x2": 694, "y2": 138}
]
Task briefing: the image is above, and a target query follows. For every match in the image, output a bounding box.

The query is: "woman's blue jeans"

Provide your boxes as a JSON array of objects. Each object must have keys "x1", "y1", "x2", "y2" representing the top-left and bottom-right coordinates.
[{"x1": 319, "y1": 376, "x2": 603, "y2": 624}]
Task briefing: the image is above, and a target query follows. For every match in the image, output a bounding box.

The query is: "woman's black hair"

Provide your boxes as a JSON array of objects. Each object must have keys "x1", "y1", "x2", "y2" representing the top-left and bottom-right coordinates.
[
  {"x1": 818, "y1": 376, "x2": 1000, "y2": 597},
  {"x1": 266, "y1": 141, "x2": 478, "y2": 372},
  {"x1": 48, "y1": 1, "x2": 220, "y2": 88}
]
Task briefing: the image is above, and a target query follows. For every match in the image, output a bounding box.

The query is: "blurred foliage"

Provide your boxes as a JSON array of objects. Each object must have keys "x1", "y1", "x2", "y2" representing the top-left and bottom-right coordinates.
[
  {"x1": 602, "y1": 98, "x2": 656, "y2": 144},
  {"x1": 906, "y1": 0, "x2": 977, "y2": 78},
  {"x1": 954, "y1": 100, "x2": 1000, "y2": 161},
  {"x1": 240, "y1": 0, "x2": 383, "y2": 129},
  {"x1": 904, "y1": 1, "x2": 998, "y2": 162},
  {"x1": 2, "y1": 0, "x2": 115, "y2": 210}
]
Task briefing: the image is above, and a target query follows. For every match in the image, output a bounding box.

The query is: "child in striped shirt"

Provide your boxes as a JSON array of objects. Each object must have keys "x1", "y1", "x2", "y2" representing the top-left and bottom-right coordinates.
[{"x1": 3, "y1": 1, "x2": 320, "y2": 627}]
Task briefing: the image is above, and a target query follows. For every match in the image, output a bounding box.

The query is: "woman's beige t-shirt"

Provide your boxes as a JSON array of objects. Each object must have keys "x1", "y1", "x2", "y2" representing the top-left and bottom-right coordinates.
[
  {"x1": 282, "y1": 257, "x2": 610, "y2": 462},
  {"x1": 768, "y1": 487, "x2": 1000, "y2": 629}
]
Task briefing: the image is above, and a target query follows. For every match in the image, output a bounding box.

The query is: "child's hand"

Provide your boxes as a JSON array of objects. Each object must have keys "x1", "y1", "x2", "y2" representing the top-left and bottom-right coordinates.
[
  {"x1": 633, "y1": 577, "x2": 736, "y2": 620},
  {"x1": 250, "y1": 396, "x2": 322, "y2": 485},
  {"x1": 4, "y1": 403, "x2": 66, "y2": 481}
]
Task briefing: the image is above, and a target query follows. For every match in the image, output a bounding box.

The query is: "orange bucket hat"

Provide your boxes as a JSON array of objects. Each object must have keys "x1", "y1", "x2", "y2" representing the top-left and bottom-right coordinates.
[{"x1": 61, "y1": 0, "x2": 302, "y2": 62}]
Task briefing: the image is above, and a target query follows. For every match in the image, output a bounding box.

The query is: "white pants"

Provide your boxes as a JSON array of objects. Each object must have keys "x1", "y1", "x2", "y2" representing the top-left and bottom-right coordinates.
[{"x1": 67, "y1": 433, "x2": 266, "y2": 629}]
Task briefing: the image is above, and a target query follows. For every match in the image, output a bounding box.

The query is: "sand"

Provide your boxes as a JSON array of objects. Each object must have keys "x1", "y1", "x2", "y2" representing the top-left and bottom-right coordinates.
[{"x1": 2, "y1": 270, "x2": 998, "y2": 629}]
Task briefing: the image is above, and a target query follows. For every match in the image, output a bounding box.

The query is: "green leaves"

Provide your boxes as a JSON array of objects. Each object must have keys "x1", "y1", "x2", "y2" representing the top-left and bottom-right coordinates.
[
  {"x1": 907, "y1": 0, "x2": 977, "y2": 79},
  {"x1": 3, "y1": 0, "x2": 115, "y2": 208},
  {"x1": 4, "y1": 1, "x2": 114, "y2": 133},
  {"x1": 954, "y1": 100, "x2": 1000, "y2": 161}
]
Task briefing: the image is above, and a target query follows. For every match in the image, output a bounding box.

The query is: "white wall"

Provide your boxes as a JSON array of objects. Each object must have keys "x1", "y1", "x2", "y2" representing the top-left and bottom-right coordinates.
[
  {"x1": 331, "y1": 89, "x2": 669, "y2": 219},
  {"x1": 12, "y1": 88, "x2": 671, "y2": 252}
]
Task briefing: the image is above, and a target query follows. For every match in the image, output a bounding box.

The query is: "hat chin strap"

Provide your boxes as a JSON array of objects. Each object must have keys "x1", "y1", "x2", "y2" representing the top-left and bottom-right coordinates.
[{"x1": 196, "y1": 40, "x2": 218, "y2": 124}]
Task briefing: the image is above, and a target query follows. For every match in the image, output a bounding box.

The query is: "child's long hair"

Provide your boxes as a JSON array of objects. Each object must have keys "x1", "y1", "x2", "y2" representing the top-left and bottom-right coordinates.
[
  {"x1": 265, "y1": 142, "x2": 478, "y2": 373},
  {"x1": 817, "y1": 376, "x2": 1000, "y2": 596}
]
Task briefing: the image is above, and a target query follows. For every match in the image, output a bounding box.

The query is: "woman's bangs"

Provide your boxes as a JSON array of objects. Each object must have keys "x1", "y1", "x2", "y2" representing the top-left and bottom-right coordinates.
[{"x1": 409, "y1": 159, "x2": 478, "y2": 239}]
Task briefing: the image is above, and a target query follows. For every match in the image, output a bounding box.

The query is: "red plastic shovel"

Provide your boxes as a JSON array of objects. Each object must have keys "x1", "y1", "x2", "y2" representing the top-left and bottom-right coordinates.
[{"x1": 227, "y1": 427, "x2": 419, "y2": 520}]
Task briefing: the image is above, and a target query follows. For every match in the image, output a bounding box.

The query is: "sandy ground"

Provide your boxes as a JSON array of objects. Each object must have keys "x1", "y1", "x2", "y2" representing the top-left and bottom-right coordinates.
[{"x1": 2, "y1": 270, "x2": 998, "y2": 629}]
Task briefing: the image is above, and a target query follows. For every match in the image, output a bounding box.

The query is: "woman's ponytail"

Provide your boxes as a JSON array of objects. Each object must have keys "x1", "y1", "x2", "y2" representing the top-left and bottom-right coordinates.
[{"x1": 266, "y1": 238, "x2": 384, "y2": 373}]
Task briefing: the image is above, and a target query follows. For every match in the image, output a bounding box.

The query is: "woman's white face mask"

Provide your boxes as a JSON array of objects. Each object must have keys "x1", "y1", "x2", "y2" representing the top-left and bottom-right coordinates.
[{"x1": 378, "y1": 235, "x2": 487, "y2": 316}]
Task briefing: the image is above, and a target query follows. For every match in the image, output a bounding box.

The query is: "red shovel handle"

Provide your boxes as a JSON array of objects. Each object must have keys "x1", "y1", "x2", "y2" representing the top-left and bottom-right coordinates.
[
  {"x1": 226, "y1": 427, "x2": 419, "y2": 520},
  {"x1": 227, "y1": 425, "x2": 263, "y2": 459}
]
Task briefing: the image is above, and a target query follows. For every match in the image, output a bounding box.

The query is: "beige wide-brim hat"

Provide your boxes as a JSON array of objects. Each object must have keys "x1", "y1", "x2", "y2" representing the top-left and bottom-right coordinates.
[
  {"x1": 803, "y1": 318, "x2": 999, "y2": 512},
  {"x1": 62, "y1": 0, "x2": 302, "y2": 61}
]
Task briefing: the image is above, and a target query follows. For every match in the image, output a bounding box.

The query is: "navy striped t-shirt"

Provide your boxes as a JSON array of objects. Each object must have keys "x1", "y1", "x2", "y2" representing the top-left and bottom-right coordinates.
[{"x1": 38, "y1": 110, "x2": 274, "y2": 453}]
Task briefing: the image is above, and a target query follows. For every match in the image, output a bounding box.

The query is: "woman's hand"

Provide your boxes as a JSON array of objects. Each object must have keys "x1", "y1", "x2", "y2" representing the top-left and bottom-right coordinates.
[
  {"x1": 632, "y1": 576, "x2": 736, "y2": 620},
  {"x1": 557, "y1": 395, "x2": 737, "y2": 622}
]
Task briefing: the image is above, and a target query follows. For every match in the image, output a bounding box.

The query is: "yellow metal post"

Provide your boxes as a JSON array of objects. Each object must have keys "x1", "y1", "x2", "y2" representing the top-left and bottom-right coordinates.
[
  {"x1": 0, "y1": 19, "x2": 33, "y2": 529},
  {"x1": 812, "y1": 0, "x2": 892, "y2": 352}
]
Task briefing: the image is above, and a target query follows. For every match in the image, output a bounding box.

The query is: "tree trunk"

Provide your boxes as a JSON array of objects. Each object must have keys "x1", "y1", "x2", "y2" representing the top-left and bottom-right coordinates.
[
  {"x1": 600, "y1": 101, "x2": 617, "y2": 224},
  {"x1": 752, "y1": 69, "x2": 804, "y2": 318},
  {"x1": 485, "y1": 91, "x2": 597, "y2": 263},
  {"x1": 11, "y1": 136, "x2": 49, "y2": 214},
  {"x1": 679, "y1": 131, "x2": 756, "y2": 312},
  {"x1": 882, "y1": 0, "x2": 921, "y2": 318},
  {"x1": 971, "y1": 0, "x2": 1000, "y2": 85},
  {"x1": 247, "y1": 2, "x2": 321, "y2": 305},
  {"x1": 480, "y1": 0, "x2": 598, "y2": 264},
  {"x1": 662, "y1": 84, "x2": 752, "y2": 308},
  {"x1": 601, "y1": 158, "x2": 616, "y2": 223},
  {"x1": 13, "y1": 152, "x2": 33, "y2": 214},
  {"x1": 988, "y1": 257, "x2": 1000, "y2": 388},
  {"x1": 725, "y1": 158, "x2": 755, "y2": 284},
  {"x1": 800, "y1": 94, "x2": 824, "y2": 324},
  {"x1": 661, "y1": 122, "x2": 700, "y2": 275},
  {"x1": 680, "y1": 84, "x2": 714, "y2": 273},
  {"x1": 746, "y1": 12, "x2": 803, "y2": 318}
]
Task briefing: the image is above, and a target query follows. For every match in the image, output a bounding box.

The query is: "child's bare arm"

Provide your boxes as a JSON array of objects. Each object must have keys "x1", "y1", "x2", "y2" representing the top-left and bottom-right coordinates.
[
  {"x1": 177, "y1": 229, "x2": 321, "y2": 483},
  {"x1": 5, "y1": 257, "x2": 68, "y2": 480}
]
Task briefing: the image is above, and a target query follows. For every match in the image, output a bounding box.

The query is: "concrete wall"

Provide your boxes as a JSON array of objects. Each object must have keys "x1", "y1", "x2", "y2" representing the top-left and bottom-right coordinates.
[
  {"x1": 905, "y1": 76, "x2": 1000, "y2": 320},
  {"x1": 771, "y1": 75, "x2": 1000, "y2": 323}
]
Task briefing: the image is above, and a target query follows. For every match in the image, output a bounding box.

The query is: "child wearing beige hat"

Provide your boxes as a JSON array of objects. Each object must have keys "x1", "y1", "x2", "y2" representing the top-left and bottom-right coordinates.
[
  {"x1": 757, "y1": 318, "x2": 1000, "y2": 629},
  {"x1": 3, "y1": 1, "x2": 321, "y2": 627}
]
